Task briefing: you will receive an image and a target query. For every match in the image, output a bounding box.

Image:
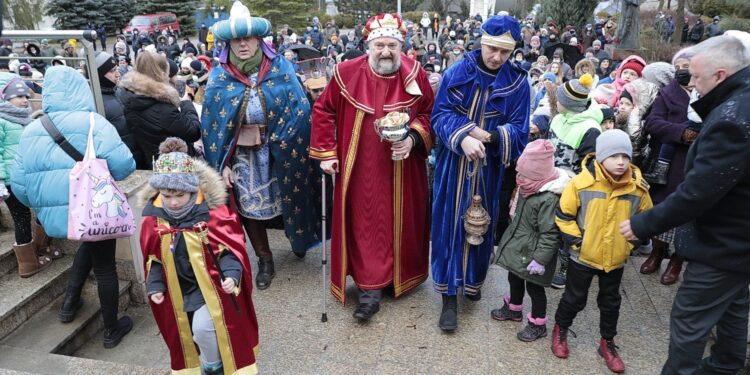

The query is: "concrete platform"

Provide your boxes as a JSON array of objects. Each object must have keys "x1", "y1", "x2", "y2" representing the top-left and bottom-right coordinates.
[{"x1": 67, "y1": 229, "x2": 740, "y2": 375}]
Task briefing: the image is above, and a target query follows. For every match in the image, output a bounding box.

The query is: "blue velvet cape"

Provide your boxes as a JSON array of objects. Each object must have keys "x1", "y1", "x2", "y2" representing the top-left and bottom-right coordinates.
[
  {"x1": 431, "y1": 50, "x2": 531, "y2": 296},
  {"x1": 201, "y1": 56, "x2": 322, "y2": 254}
]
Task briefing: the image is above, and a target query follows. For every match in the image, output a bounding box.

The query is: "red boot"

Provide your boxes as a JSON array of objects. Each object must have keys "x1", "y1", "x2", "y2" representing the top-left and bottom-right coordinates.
[
  {"x1": 551, "y1": 324, "x2": 571, "y2": 359},
  {"x1": 598, "y1": 338, "x2": 625, "y2": 373}
]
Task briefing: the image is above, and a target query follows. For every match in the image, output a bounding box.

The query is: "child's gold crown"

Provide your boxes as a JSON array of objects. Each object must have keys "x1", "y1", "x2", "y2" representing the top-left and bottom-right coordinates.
[{"x1": 152, "y1": 154, "x2": 195, "y2": 175}]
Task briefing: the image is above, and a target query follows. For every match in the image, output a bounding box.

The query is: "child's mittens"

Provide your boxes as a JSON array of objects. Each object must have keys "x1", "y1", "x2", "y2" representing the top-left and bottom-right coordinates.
[
  {"x1": 526, "y1": 260, "x2": 545, "y2": 275},
  {"x1": 221, "y1": 278, "x2": 237, "y2": 294}
]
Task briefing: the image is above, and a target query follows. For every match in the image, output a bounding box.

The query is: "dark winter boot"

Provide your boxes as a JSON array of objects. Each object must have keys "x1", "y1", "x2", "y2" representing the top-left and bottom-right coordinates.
[
  {"x1": 490, "y1": 296, "x2": 523, "y2": 322},
  {"x1": 640, "y1": 240, "x2": 666, "y2": 274},
  {"x1": 551, "y1": 324, "x2": 576, "y2": 359},
  {"x1": 551, "y1": 251, "x2": 569, "y2": 289},
  {"x1": 517, "y1": 313, "x2": 548, "y2": 342},
  {"x1": 439, "y1": 294, "x2": 458, "y2": 332},
  {"x1": 464, "y1": 289, "x2": 481, "y2": 301},
  {"x1": 660, "y1": 255, "x2": 684, "y2": 285},
  {"x1": 58, "y1": 294, "x2": 84, "y2": 323},
  {"x1": 103, "y1": 316, "x2": 133, "y2": 349},
  {"x1": 598, "y1": 338, "x2": 625, "y2": 373},
  {"x1": 644, "y1": 160, "x2": 670, "y2": 185},
  {"x1": 202, "y1": 362, "x2": 224, "y2": 375},
  {"x1": 255, "y1": 257, "x2": 275, "y2": 290}
]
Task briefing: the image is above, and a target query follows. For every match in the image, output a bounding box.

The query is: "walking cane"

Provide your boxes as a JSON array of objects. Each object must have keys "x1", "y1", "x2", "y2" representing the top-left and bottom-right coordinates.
[{"x1": 321, "y1": 171, "x2": 331, "y2": 323}]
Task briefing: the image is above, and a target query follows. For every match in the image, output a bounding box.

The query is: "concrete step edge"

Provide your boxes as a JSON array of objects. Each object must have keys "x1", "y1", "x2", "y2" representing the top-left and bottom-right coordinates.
[
  {"x1": 0, "y1": 279, "x2": 131, "y2": 356},
  {"x1": 0, "y1": 345, "x2": 168, "y2": 375},
  {"x1": 0, "y1": 256, "x2": 73, "y2": 340},
  {"x1": 0, "y1": 231, "x2": 21, "y2": 276}
]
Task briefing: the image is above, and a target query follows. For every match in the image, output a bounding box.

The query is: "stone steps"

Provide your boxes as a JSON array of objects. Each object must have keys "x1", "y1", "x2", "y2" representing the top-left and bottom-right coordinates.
[
  {"x1": 0, "y1": 255, "x2": 73, "y2": 341},
  {"x1": 0, "y1": 345, "x2": 167, "y2": 375},
  {"x1": 0, "y1": 231, "x2": 19, "y2": 276},
  {"x1": 1, "y1": 279, "x2": 131, "y2": 356}
]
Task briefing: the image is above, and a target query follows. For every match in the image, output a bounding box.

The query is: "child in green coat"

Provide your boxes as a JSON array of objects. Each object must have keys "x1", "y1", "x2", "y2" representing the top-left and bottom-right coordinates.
[
  {"x1": 0, "y1": 75, "x2": 62, "y2": 277},
  {"x1": 492, "y1": 139, "x2": 570, "y2": 341}
]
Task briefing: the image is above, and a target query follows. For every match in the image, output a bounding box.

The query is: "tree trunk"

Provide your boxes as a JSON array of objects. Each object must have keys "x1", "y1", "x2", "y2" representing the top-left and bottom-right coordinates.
[
  {"x1": 673, "y1": 0, "x2": 685, "y2": 46},
  {"x1": 658, "y1": 0, "x2": 664, "y2": 11},
  {"x1": 667, "y1": 0, "x2": 671, "y2": 9}
]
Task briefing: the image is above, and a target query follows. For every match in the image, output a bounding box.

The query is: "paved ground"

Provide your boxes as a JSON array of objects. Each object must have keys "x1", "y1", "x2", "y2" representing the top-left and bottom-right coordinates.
[{"x1": 73, "y1": 230, "x2": 739, "y2": 374}]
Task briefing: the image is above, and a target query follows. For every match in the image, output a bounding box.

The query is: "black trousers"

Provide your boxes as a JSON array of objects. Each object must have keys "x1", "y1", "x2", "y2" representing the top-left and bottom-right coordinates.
[
  {"x1": 554, "y1": 261, "x2": 624, "y2": 340},
  {"x1": 661, "y1": 261, "x2": 750, "y2": 375},
  {"x1": 4, "y1": 188, "x2": 32, "y2": 245},
  {"x1": 508, "y1": 272, "x2": 547, "y2": 318},
  {"x1": 66, "y1": 239, "x2": 119, "y2": 331}
]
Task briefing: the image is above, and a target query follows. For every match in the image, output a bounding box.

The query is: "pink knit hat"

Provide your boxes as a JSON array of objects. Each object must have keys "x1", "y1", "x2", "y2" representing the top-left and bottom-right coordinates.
[{"x1": 516, "y1": 139, "x2": 559, "y2": 197}]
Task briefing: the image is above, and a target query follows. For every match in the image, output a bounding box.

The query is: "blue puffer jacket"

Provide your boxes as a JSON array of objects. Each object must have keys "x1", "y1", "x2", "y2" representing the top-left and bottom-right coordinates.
[{"x1": 11, "y1": 66, "x2": 135, "y2": 238}]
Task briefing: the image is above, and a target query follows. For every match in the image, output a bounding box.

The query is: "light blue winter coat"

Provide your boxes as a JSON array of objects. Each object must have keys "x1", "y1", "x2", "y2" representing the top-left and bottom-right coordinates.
[{"x1": 11, "y1": 66, "x2": 135, "y2": 238}]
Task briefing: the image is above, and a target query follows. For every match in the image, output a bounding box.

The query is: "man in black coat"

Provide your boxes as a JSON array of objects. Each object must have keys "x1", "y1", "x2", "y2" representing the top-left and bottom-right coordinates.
[{"x1": 621, "y1": 35, "x2": 750, "y2": 375}]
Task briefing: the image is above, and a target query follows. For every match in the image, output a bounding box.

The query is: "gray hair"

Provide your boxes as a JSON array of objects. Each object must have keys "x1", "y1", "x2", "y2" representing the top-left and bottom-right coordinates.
[{"x1": 692, "y1": 35, "x2": 750, "y2": 75}]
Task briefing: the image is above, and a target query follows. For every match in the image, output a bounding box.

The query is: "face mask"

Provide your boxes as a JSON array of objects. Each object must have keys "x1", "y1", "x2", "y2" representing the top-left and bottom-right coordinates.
[{"x1": 675, "y1": 69, "x2": 691, "y2": 86}]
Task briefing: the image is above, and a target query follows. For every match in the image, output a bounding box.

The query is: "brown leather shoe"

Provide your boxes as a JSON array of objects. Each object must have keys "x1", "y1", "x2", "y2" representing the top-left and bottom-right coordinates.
[
  {"x1": 639, "y1": 242, "x2": 665, "y2": 274},
  {"x1": 660, "y1": 255, "x2": 683, "y2": 285}
]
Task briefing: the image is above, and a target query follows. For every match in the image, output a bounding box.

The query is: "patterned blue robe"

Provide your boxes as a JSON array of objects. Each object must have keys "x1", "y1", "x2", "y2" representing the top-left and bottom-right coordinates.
[
  {"x1": 201, "y1": 56, "x2": 322, "y2": 254},
  {"x1": 431, "y1": 50, "x2": 531, "y2": 296}
]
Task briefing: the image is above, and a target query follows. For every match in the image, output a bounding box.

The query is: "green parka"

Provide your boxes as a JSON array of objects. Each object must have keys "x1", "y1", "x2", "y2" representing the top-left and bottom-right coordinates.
[
  {"x1": 495, "y1": 171, "x2": 570, "y2": 287},
  {"x1": 0, "y1": 72, "x2": 32, "y2": 184}
]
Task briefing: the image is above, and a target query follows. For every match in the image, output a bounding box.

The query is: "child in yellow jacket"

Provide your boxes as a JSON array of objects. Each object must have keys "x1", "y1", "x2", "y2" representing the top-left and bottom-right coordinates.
[{"x1": 550, "y1": 129, "x2": 652, "y2": 374}]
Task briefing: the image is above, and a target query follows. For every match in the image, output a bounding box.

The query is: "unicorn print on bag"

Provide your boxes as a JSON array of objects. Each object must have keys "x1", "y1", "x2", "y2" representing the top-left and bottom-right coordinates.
[{"x1": 89, "y1": 172, "x2": 127, "y2": 218}]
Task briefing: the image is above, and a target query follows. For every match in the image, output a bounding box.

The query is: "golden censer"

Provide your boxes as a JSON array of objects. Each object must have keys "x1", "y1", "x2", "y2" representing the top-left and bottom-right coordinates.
[{"x1": 464, "y1": 195, "x2": 491, "y2": 245}]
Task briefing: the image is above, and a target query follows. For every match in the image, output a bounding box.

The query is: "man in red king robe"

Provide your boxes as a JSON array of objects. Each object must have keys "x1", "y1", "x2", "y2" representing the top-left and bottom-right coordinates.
[{"x1": 310, "y1": 13, "x2": 434, "y2": 322}]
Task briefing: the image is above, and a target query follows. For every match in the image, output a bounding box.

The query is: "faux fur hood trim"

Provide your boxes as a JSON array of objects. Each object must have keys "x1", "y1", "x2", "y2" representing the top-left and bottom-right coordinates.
[
  {"x1": 540, "y1": 168, "x2": 572, "y2": 195},
  {"x1": 118, "y1": 71, "x2": 181, "y2": 107},
  {"x1": 139, "y1": 158, "x2": 228, "y2": 209}
]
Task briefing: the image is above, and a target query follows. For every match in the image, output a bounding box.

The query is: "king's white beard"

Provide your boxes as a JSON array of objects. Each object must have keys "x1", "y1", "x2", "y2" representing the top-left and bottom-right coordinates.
[{"x1": 368, "y1": 54, "x2": 401, "y2": 75}]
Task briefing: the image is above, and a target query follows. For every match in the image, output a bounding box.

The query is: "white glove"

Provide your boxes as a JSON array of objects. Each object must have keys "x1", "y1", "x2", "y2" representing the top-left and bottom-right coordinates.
[{"x1": 320, "y1": 159, "x2": 339, "y2": 175}]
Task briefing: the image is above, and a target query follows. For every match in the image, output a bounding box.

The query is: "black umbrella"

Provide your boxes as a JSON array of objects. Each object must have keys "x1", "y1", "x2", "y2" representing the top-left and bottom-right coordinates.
[{"x1": 286, "y1": 44, "x2": 323, "y2": 60}]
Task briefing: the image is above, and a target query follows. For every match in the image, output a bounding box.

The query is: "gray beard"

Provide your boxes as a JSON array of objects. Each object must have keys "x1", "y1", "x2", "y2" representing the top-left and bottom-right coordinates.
[{"x1": 368, "y1": 55, "x2": 400, "y2": 75}]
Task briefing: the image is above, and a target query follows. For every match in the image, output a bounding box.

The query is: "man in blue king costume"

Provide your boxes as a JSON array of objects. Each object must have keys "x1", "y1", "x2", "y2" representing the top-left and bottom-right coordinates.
[
  {"x1": 431, "y1": 15, "x2": 530, "y2": 332},
  {"x1": 201, "y1": 2, "x2": 322, "y2": 290}
]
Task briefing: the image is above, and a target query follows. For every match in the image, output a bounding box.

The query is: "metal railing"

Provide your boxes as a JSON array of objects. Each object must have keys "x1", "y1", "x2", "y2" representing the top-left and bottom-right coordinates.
[{"x1": 0, "y1": 30, "x2": 105, "y2": 115}]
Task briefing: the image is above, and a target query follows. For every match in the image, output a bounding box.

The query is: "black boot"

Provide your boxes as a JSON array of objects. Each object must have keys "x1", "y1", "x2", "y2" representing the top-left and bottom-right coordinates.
[
  {"x1": 103, "y1": 315, "x2": 133, "y2": 349},
  {"x1": 551, "y1": 250, "x2": 569, "y2": 289},
  {"x1": 439, "y1": 294, "x2": 458, "y2": 332},
  {"x1": 465, "y1": 290, "x2": 481, "y2": 301},
  {"x1": 644, "y1": 160, "x2": 670, "y2": 185},
  {"x1": 255, "y1": 257, "x2": 275, "y2": 290},
  {"x1": 58, "y1": 294, "x2": 84, "y2": 323}
]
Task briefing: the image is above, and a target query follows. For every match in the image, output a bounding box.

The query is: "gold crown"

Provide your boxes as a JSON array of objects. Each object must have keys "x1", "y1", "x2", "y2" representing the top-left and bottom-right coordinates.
[
  {"x1": 377, "y1": 14, "x2": 400, "y2": 29},
  {"x1": 152, "y1": 154, "x2": 195, "y2": 175}
]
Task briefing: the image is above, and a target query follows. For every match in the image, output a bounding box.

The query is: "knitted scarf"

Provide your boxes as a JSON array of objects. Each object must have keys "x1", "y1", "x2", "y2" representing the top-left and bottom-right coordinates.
[
  {"x1": 0, "y1": 101, "x2": 32, "y2": 126},
  {"x1": 163, "y1": 193, "x2": 198, "y2": 221},
  {"x1": 230, "y1": 49, "x2": 262, "y2": 76}
]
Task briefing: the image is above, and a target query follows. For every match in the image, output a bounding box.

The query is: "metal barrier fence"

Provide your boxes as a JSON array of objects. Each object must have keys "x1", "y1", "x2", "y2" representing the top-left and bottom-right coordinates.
[{"x1": 0, "y1": 30, "x2": 105, "y2": 115}]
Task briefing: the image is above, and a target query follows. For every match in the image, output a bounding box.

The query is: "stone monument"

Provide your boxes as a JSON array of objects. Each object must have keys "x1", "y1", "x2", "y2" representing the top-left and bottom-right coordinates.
[{"x1": 616, "y1": 0, "x2": 642, "y2": 50}]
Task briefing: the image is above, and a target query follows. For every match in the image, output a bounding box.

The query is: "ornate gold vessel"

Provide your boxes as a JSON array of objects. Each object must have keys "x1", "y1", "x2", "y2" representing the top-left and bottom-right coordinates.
[{"x1": 464, "y1": 195, "x2": 491, "y2": 245}]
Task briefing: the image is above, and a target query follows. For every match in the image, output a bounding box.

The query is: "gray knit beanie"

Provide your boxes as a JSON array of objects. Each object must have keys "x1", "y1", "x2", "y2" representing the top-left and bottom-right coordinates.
[
  {"x1": 149, "y1": 138, "x2": 200, "y2": 193},
  {"x1": 596, "y1": 129, "x2": 632, "y2": 162},
  {"x1": 556, "y1": 73, "x2": 594, "y2": 113}
]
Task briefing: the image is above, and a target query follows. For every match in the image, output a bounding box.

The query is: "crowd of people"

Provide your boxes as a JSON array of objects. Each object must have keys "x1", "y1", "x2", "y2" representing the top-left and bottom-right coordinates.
[{"x1": 0, "y1": 2, "x2": 749, "y2": 374}]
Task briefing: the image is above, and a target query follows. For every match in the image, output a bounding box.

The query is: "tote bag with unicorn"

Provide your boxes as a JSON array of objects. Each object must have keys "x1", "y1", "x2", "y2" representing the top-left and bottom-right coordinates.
[{"x1": 64, "y1": 113, "x2": 135, "y2": 240}]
